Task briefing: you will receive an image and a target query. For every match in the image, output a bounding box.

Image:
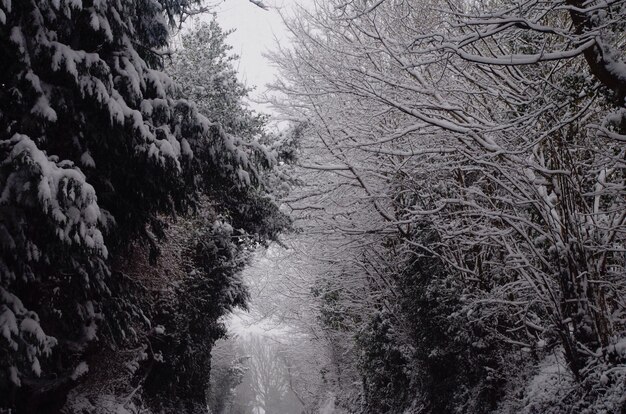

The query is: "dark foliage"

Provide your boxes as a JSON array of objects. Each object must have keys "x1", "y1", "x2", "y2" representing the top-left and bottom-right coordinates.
[{"x1": 0, "y1": 0, "x2": 287, "y2": 412}]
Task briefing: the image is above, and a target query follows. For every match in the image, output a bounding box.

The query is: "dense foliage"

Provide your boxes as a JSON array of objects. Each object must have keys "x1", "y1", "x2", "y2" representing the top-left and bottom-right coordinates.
[{"x1": 0, "y1": 1, "x2": 286, "y2": 412}]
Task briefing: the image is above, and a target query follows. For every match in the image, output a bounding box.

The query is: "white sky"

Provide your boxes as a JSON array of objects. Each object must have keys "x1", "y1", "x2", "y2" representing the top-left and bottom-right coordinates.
[{"x1": 210, "y1": 0, "x2": 306, "y2": 114}]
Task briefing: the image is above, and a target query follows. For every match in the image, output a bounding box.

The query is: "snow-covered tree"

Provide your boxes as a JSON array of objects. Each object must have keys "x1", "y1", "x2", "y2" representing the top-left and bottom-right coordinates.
[
  {"x1": 0, "y1": 0, "x2": 286, "y2": 411},
  {"x1": 269, "y1": 0, "x2": 626, "y2": 410},
  {"x1": 169, "y1": 19, "x2": 265, "y2": 135},
  {"x1": 231, "y1": 334, "x2": 304, "y2": 414}
]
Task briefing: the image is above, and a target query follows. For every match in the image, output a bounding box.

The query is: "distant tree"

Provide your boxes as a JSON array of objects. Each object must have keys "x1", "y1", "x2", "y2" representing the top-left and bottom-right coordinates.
[
  {"x1": 208, "y1": 338, "x2": 249, "y2": 414},
  {"x1": 230, "y1": 335, "x2": 305, "y2": 414},
  {"x1": 169, "y1": 19, "x2": 265, "y2": 136}
]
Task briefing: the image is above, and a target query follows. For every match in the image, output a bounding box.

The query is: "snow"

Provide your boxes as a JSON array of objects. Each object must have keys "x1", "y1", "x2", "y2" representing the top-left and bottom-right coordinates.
[
  {"x1": 71, "y1": 361, "x2": 89, "y2": 380},
  {"x1": 2, "y1": 134, "x2": 106, "y2": 254},
  {"x1": 30, "y1": 95, "x2": 57, "y2": 122},
  {"x1": 520, "y1": 352, "x2": 572, "y2": 412},
  {"x1": 89, "y1": 11, "x2": 100, "y2": 31},
  {"x1": 51, "y1": 43, "x2": 78, "y2": 80},
  {"x1": 603, "y1": 45, "x2": 626, "y2": 85},
  {"x1": 80, "y1": 151, "x2": 96, "y2": 168},
  {"x1": 26, "y1": 241, "x2": 41, "y2": 262},
  {"x1": 67, "y1": 206, "x2": 81, "y2": 223},
  {"x1": 213, "y1": 220, "x2": 234, "y2": 236},
  {"x1": 146, "y1": 69, "x2": 175, "y2": 99},
  {"x1": 318, "y1": 393, "x2": 343, "y2": 414},
  {"x1": 21, "y1": 317, "x2": 49, "y2": 345},
  {"x1": 139, "y1": 100, "x2": 153, "y2": 117},
  {"x1": 0, "y1": 306, "x2": 19, "y2": 349},
  {"x1": 8, "y1": 366, "x2": 20, "y2": 386},
  {"x1": 0, "y1": 0, "x2": 282, "y2": 406},
  {"x1": 180, "y1": 138, "x2": 193, "y2": 158},
  {"x1": 9, "y1": 26, "x2": 27, "y2": 58},
  {"x1": 445, "y1": 39, "x2": 597, "y2": 66},
  {"x1": 4, "y1": 0, "x2": 622, "y2": 411},
  {"x1": 83, "y1": 204, "x2": 99, "y2": 225},
  {"x1": 608, "y1": 337, "x2": 626, "y2": 358},
  {"x1": 237, "y1": 168, "x2": 251, "y2": 186},
  {"x1": 31, "y1": 357, "x2": 41, "y2": 376},
  {"x1": 0, "y1": 287, "x2": 27, "y2": 324},
  {"x1": 67, "y1": 394, "x2": 136, "y2": 414},
  {"x1": 84, "y1": 320, "x2": 97, "y2": 340}
]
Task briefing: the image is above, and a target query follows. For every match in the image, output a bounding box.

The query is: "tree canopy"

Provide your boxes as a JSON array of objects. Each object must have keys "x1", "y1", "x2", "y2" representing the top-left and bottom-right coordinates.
[{"x1": 0, "y1": 1, "x2": 287, "y2": 412}]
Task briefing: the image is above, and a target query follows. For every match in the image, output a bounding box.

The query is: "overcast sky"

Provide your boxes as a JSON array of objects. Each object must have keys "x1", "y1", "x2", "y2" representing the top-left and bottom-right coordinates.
[{"x1": 209, "y1": 0, "x2": 303, "y2": 114}]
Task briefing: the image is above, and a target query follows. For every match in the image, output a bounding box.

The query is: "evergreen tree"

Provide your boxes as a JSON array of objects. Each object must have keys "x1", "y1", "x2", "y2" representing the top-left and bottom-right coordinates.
[{"x1": 0, "y1": 0, "x2": 286, "y2": 411}]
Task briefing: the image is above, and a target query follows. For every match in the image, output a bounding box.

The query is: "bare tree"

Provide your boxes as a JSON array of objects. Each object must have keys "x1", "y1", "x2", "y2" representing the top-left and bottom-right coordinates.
[{"x1": 268, "y1": 0, "x2": 626, "y2": 396}]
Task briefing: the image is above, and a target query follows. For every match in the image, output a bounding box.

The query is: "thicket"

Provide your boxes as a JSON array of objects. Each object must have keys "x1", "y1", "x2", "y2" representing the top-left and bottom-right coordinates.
[
  {"x1": 0, "y1": 1, "x2": 286, "y2": 412},
  {"x1": 270, "y1": 0, "x2": 626, "y2": 412}
]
